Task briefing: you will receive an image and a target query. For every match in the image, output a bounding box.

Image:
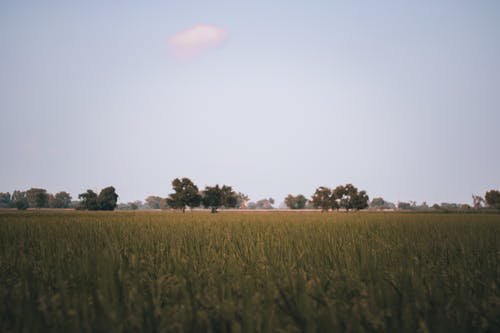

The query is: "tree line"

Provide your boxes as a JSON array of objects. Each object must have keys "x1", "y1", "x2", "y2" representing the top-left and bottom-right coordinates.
[
  {"x1": 0, "y1": 187, "x2": 119, "y2": 211},
  {"x1": 1, "y1": 180, "x2": 499, "y2": 212}
]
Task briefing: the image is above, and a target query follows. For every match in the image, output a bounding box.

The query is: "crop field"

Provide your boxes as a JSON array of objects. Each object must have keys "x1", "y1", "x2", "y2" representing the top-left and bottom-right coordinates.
[{"x1": 0, "y1": 211, "x2": 499, "y2": 332}]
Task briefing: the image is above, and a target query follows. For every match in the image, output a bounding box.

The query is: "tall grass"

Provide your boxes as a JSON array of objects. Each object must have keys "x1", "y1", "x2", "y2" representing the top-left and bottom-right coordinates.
[{"x1": 0, "y1": 211, "x2": 499, "y2": 332}]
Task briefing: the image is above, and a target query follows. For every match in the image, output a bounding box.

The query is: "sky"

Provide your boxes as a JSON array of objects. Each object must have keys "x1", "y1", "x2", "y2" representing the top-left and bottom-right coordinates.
[{"x1": 1, "y1": 0, "x2": 499, "y2": 205}]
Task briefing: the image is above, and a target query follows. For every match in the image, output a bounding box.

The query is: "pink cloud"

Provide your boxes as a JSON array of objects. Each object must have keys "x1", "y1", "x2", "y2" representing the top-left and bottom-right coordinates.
[{"x1": 168, "y1": 24, "x2": 229, "y2": 58}]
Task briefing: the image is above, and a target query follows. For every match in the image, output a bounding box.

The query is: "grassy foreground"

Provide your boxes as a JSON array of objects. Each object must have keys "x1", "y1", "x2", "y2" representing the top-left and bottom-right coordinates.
[{"x1": 0, "y1": 211, "x2": 499, "y2": 332}]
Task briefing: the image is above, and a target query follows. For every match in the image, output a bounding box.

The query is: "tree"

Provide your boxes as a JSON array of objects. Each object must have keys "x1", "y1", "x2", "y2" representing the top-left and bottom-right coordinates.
[
  {"x1": 0, "y1": 192, "x2": 11, "y2": 208},
  {"x1": 398, "y1": 202, "x2": 413, "y2": 210},
  {"x1": 246, "y1": 202, "x2": 257, "y2": 210},
  {"x1": 485, "y1": 190, "x2": 500, "y2": 209},
  {"x1": 202, "y1": 184, "x2": 238, "y2": 213},
  {"x1": 145, "y1": 196, "x2": 162, "y2": 209},
  {"x1": 26, "y1": 188, "x2": 49, "y2": 208},
  {"x1": 159, "y1": 198, "x2": 170, "y2": 210},
  {"x1": 97, "y1": 186, "x2": 119, "y2": 211},
  {"x1": 255, "y1": 198, "x2": 274, "y2": 210},
  {"x1": 335, "y1": 184, "x2": 369, "y2": 211},
  {"x1": 472, "y1": 194, "x2": 484, "y2": 210},
  {"x1": 166, "y1": 178, "x2": 201, "y2": 212},
  {"x1": 221, "y1": 185, "x2": 239, "y2": 209},
  {"x1": 284, "y1": 194, "x2": 307, "y2": 209},
  {"x1": 370, "y1": 197, "x2": 395, "y2": 210},
  {"x1": 331, "y1": 185, "x2": 346, "y2": 210},
  {"x1": 15, "y1": 198, "x2": 29, "y2": 210},
  {"x1": 313, "y1": 184, "x2": 369, "y2": 212},
  {"x1": 202, "y1": 185, "x2": 224, "y2": 213},
  {"x1": 78, "y1": 190, "x2": 98, "y2": 210},
  {"x1": 49, "y1": 191, "x2": 72, "y2": 208},
  {"x1": 370, "y1": 197, "x2": 386, "y2": 208},
  {"x1": 351, "y1": 190, "x2": 369, "y2": 211},
  {"x1": 311, "y1": 187, "x2": 332, "y2": 212},
  {"x1": 48, "y1": 194, "x2": 56, "y2": 208},
  {"x1": 235, "y1": 192, "x2": 249, "y2": 209},
  {"x1": 11, "y1": 190, "x2": 27, "y2": 209},
  {"x1": 431, "y1": 203, "x2": 441, "y2": 210}
]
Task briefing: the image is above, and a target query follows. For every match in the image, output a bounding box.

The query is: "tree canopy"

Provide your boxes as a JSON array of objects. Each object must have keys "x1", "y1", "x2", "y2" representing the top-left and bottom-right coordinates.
[
  {"x1": 202, "y1": 185, "x2": 238, "y2": 213},
  {"x1": 166, "y1": 178, "x2": 201, "y2": 212},
  {"x1": 485, "y1": 189, "x2": 500, "y2": 209},
  {"x1": 311, "y1": 187, "x2": 332, "y2": 212},
  {"x1": 312, "y1": 184, "x2": 369, "y2": 212},
  {"x1": 26, "y1": 188, "x2": 49, "y2": 209},
  {"x1": 78, "y1": 187, "x2": 118, "y2": 211},
  {"x1": 97, "y1": 186, "x2": 119, "y2": 211},
  {"x1": 285, "y1": 194, "x2": 307, "y2": 209}
]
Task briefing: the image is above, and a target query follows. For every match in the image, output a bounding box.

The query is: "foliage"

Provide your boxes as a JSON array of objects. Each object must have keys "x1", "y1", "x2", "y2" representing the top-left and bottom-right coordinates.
[
  {"x1": 284, "y1": 194, "x2": 307, "y2": 209},
  {"x1": 398, "y1": 201, "x2": 414, "y2": 210},
  {"x1": 472, "y1": 194, "x2": 485, "y2": 210},
  {"x1": 166, "y1": 178, "x2": 201, "y2": 212},
  {"x1": 485, "y1": 189, "x2": 500, "y2": 209},
  {"x1": 145, "y1": 196, "x2": 162, "y2": 210},
  {"x1": 14, "y1": 198, "x2": 29, "y2": 210},
  {"x1": 312, "y1": 184, "x2": 369, "y2": 211},
  {"x1": 311, "y1": 187, "x2": 332, "y2": 212},
  {"x1": 202, "y1": 185, "x2": 238, "y2": 213},
  {"x1": 0, "y1": 192, "x2": 11, "y2": 208},
  {"x1": 117, "y1": 201, "x2": 143, "y2": 210},
  {"x1": 97, "y1": 186, "x2": 119, "y2": 211},
  {"x1": 246, "y1": 198, "x2": 274, "y2": 210},
  {"x1": 369, "y1": 197, "x2": 396, "y2": 210},
  {"x1": 26, "y1": 188, "x2": 49, "y2": 208},
  {"x1": 11, "y1": 191, "x2": 27, "y2": 210},
  {"x1": 0, "y1": 211, "x2": 499, "y2": 332},
  {"x1": 78, "y1": 187, "x2": 118, "y2": 211},
  {"x1": 49, "y1": 191, "x2": 72, "y2": 208},
  {"x1": 78, "y1": 190, "x2": 99, "y2": 210}
]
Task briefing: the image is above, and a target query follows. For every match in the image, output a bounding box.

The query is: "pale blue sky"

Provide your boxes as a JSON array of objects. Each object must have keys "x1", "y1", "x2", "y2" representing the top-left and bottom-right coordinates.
[{"x1": 1, "y1": 0, "x2": 499, "y2": 205}]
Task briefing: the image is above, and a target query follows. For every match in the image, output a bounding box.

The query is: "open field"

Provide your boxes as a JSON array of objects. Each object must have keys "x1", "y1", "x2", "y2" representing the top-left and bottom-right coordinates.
[{"x1": 0, "y1": 211, "x2": 499, "y2": 332}]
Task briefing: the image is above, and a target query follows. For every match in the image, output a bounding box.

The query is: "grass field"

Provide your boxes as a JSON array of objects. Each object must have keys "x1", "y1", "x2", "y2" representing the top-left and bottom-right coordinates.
[{"x1": 0, "y1": 211, "x2": 499, "y2": 332}]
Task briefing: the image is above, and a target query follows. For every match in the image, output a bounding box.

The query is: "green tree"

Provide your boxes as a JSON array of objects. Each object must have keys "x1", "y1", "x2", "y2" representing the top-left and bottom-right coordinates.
[
  {"x1": 11, "y1": 190, "x2": 27, "y2": 209},
  {"x1": 15, "y1": 198, "x2": 29, "y2": 210},
  {"x1": 145, "y1": 196, "x2": 162, "y2": 209},
  {"x1": 202, "y1": 185, "x2": 224, "y2": 213},
  {"x1": 311, "y1": 187, "x2": 332, "y2": 212},
  {"x1": 97, "y1": 186, "x2": 119, "y2": 211},
  {"x1": 335, "y1": 184, "x2": 369, "y2": 211},
  {"x1": 331, "y1": 185, "x2": 345, "y2": 210},
  {"x1": 351, "y1": 189, "x2": 369, "y2": 211},
  {"x1": 370, "y1": 197, "x2": 388, "y2": 209},
  {"x1": 26, "y1": 188, "x2": 49, "y2": 208},
  {"x1": 472, "y1": 194, "x2": 484, "y2": 210},
  {"x1": 398, "y1": 202, "x2": 413, "y2": 210},
  {"x1": 313, "y1": 184, "x2": 369, "y2": 212},
  {"x1": 0, "y1": 192, "x2": 11, "y2": 208},
  {"x1": 284, "y1": 194, "x2": 307, "y2": 209},
  {"x1": 202, "y1": 184, "x2": 238, "y2": 213},
  {"x1": 166, "y1": 178, "x2": 201, "y2": 212},
  {"x1": 485, "y1": 189, "x2": 500, "y2": 209},
  {"x1": 221, "y1": 185, "x2": 238, "y2": 209},
  {"x1": 78, "y1": 190, "x2": 99, "y2": 210},
  {"x1": 49, "y1": 191, "x2": 72, "y2": 208},
  {"x1": 255, "y1": 198, "x2": 274, "y2": 209}
]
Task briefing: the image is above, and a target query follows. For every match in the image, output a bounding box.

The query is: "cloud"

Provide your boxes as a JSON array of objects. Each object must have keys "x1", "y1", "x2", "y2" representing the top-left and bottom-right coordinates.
[{"x1": 168, "y1": 24, "x2": 228, "y2": 59}]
